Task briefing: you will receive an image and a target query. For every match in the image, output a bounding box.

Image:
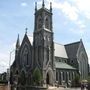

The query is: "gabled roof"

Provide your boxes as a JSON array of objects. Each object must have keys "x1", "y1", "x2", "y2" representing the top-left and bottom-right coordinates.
[
  {"x1": 19, "y1": 34, "x2": 32, "y2": 52},
  {"x1": 27, "y1": 35, "x2": 33, "y2": 45},
  {"x1": 54, "y1": 43, "x2": 68, "y2": 58},
  {"x1": 55, "y1": 62, "x2": 76, "y2": 70},
  {"x1": 65, "y1": 41, "x2": 80, "y2": 58}
]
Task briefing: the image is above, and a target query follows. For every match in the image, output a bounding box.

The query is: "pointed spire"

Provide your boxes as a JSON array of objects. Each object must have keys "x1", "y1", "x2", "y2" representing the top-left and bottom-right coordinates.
[
  {"x1": 80, "y1": 38, "x2": 82, "y2": 42},
  {"x1": 25, "y1": 28, "x2": 28, "y2": 35},
  {"x1": 16, "y1": 34, "x2": 20, "y2": 49},
  {"x1": 42, "y1": 0, "x2": 45, "y2": 8},
  {"x1": 50, "y1": 2, "x2": 52, "y2": 12},
  {"x1": 35, "y1": 2, "x2": 37, "y2": 12}
]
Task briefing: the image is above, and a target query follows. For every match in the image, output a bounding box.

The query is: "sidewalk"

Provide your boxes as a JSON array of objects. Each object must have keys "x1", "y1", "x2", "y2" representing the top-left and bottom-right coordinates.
[{"x1": 48, "y1": 86, "x2": 65, "y2": 90}]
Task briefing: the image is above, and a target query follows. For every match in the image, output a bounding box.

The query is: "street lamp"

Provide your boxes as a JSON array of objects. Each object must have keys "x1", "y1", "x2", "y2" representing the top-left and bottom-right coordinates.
[{"x1": 8, "y1": 49, "x2": 15, "y2": 90}]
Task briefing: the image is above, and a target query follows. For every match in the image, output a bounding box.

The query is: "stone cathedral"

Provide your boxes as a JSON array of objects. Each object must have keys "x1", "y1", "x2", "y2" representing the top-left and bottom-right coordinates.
[{"x1": 10, "y1": 1, "x2": 89, "y2": 88}]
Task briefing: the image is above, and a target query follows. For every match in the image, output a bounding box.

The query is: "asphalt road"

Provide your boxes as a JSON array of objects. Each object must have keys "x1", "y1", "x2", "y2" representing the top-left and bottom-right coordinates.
[
  {"x1": 48, "y1": 86, "x2": 87, "y2": 90},
  {"x1": 55, "y1": 87, "x2": 87, "y2": 90},
  {"x1": 65, "y1": 88, "x2": 80, "y2": 90},
  {"x1": 63, "y1": 87, "x2": 87, "y2": 90}
]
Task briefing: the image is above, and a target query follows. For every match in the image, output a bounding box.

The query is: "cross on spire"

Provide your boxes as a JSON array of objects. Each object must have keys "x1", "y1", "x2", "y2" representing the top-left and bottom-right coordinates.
[
  {"x1": 25, "y1": 28, "x2": 28, "y2": 34},
  {"x1": 42, "y1": 0, "x2": 45, "y2": 8},
  {"x1": 35, "y1": 2, "x2": 37, "y2": 11}
]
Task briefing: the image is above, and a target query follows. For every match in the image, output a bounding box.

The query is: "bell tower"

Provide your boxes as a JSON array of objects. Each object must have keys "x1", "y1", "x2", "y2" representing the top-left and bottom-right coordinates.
[{"x1": 33, "y1": 0, "x2": 56, "y2": 85}]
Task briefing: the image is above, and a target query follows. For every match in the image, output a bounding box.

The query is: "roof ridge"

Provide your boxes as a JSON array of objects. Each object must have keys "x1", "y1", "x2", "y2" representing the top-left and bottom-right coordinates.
[
  {"x1": 65, "y1": 41, "x2": 80, "y2": 46},
  {"x1": 54, "y1": 42, "x2": 64, "y2": 46}
]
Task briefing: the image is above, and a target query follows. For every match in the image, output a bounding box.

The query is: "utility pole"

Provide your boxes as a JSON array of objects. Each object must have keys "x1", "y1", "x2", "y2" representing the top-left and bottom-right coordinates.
[{"x1": 8, "y1": 50, "x2": 15, "y2": 90}]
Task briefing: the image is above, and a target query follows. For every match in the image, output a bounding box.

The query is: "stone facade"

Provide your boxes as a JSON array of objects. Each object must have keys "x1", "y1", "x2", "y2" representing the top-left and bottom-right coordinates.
[
  {"x1": 65, "y1": 40, "x2": 88, "y2": 79},
  {"x1": 10, "y1": 1, "x2": 56, "y2": 88},
  {"x1": 33, "y1": 3, "x2": 56, "y2": 84},
  {"x1": 10, "y1": 1, "x2": 88, "y2": 89}
]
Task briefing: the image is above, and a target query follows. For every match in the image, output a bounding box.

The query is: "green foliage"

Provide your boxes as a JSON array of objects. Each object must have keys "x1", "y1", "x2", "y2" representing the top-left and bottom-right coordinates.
[
  {"x1": 33, "y1": 68, "x2": 42, "y2": 85},
  {"x1": 87, "y1": 75, "x2": 90, "y2": 83},
  {"x1": 72, "y1": 73, "x2": 80, "y2": 87},
  {"x1": 74, "y1": 73, "x2": 80, "y2": 82},
  {"x1": 0, "y1": 72, "x2": 7, "y2": 84}
]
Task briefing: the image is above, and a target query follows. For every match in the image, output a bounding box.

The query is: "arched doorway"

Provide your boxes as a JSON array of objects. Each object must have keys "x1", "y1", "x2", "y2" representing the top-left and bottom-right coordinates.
[
  {"x1": 46, "y1": 68, "x2": 54, "y2": 85},
  {"x1": 46, "y1": 73, "x2": 49, "y2": 84}
]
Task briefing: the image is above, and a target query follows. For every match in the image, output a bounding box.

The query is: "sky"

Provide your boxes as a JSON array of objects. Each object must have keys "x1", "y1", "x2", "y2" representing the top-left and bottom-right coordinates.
[{"x1": 0, "y1": 0, "x2": 90, "y2": 73}]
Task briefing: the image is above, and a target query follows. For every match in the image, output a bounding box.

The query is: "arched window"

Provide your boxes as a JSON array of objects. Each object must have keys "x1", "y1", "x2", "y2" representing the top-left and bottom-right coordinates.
[
  {"x1": 20, "y1": 41, "x2": 33, "y2": 68},
  {"x1": 45, "y1": 17, "x2": 50, "y2": 29},
  {"x1": 37, "y1": 16, "x2": 42, "y2": 29},
  {"x1": 22, "y1": 47, "x2": 29, "y2": 66}
]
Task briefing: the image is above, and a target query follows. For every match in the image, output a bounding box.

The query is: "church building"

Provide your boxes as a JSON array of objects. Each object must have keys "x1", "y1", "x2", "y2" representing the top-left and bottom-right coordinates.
[{"x1": 10, "y1": 0, "x2": 88, "y2": 88}]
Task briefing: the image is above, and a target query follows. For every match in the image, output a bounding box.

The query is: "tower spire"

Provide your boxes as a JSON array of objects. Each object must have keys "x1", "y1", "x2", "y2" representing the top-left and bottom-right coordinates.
[
  {"x1": 35, "y1": 2, "x2": 37, "y2": 12},
  {"x1": 16, "y1": 34, "x2": 20, "y2": 49},
  {"x1": 42, "y1": 0, "x2": 45, "y2": 8},
  {"x1": 50, "y1": 2, "x2": 52, "y2": 12}
]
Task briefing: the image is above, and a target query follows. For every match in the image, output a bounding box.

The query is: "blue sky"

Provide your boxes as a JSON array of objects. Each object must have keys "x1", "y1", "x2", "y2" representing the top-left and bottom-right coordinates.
[{"x1": 0, "y1": 0, "x2": 90, "y2": 73}]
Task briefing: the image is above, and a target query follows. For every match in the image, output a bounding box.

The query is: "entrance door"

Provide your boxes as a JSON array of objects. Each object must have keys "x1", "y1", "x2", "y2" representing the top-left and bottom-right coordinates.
[{"x1": 46, "y1": 73, "x2": 49, "y2": 84}]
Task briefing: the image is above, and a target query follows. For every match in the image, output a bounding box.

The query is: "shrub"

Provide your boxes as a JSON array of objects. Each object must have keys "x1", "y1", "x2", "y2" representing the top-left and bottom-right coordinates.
[
  {"x1": 33, "y1": 68, "x2": 42, "y2": 86},
  {"x1": 72, "y1": 73, "x2": 80, "y2": 87}
]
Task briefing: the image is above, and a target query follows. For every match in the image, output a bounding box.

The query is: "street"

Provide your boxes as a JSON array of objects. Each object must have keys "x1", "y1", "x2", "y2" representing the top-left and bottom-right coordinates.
[
  {"x1": 64, "y1": 88, "x2": 81, "y2": 90},
  {"x1": 53, "y1": 87, "x2": 87, "y2": 90},
  {"x1": 48, "y1": 86, "x2": 82, "y2": 90},
  {"x1": 60, "y1": 87, "x2": 87, "y2": 90}
]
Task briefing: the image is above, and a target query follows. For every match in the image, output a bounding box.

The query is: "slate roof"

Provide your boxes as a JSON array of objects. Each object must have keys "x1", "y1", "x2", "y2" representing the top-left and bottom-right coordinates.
[
  {"x1": 65, "y1": 41, "x2": 80, "y2": 58},
  {"x1": 54, "y1": 43, "x2": 68, "y2": 58},
  {"x1": 55, "y1": 62, "x2": 76, "y2": 70}
]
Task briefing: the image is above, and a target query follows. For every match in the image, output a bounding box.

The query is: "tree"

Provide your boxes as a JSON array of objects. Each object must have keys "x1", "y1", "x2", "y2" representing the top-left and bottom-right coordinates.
[
  {"x1": 72, "y1": 73, "x2": 80, "y2": 87},
  {"x1": 33, "y1": 68, "x2": 42, "y2": 86},
  {"x1": 87, "y1": 75, "x2": 90, "y2": 83}
]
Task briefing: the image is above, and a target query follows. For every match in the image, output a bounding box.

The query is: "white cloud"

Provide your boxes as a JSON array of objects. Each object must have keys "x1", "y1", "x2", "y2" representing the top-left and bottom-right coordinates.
[
  {"x1": 76, "y1": 21, "x2": 86, "y2": 29},
  {"x1": 0, "y1": 42, "x2": 16, "y2": 73},
  {"x1": 0, "y1": 53, "x2": 9, "y2": 65},
  {"x1": 60, "y1": 2, "x2": 79, "y2": 21},
  {"x1": 75, "y1": 0, "x2": 90, "y2": 12},
  {"x1": 46, "y1": 0, "x2": 79, "y2": 21},
  {"x1": 46, "y1": 0, "x2": 88, "y2": 34},
  {"x1": 69, "y1": 28, "x2": 85, "y2": 36},
  {"x1": 38, "y1": 0, "x2": 79, "y2": 21},
  {"x1": 69, "y1": 0, "x2": 90, "y2": 19},
  {"x1": 43, "y1": 0, "x2": 90, "y2": 23},
  {"x1": 21, "y1": 2, "x2": 28, "y2": 7},
  {"x1": 0, "y1": 52, "x2": 9, "y2": 73}
]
